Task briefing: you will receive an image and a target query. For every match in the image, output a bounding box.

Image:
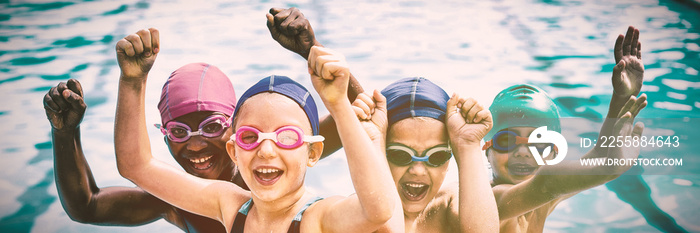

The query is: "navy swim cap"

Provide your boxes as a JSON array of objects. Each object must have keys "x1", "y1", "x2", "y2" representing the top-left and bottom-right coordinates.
[
  {"x1": 233, "y1": 75, "x2": 320, "y2": 135},
  {"x1": 381, "y1": 77, "x2": 450, "y2": 126},
  {"x1": 486, "y1": 84, "x2": 561, "y2": 141}
]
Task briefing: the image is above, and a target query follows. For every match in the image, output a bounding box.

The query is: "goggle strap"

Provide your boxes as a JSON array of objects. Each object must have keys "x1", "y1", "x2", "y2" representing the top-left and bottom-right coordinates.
[
  {"x1": 482, "y1": 140, "x2": 492, "y2": 151},
  {"x1": 304, "y1": 135, "x2": 325, "y2": 143}
]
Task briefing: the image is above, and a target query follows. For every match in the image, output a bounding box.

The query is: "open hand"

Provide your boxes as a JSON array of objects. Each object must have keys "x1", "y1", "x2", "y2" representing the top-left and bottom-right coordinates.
[
  {"x1": 605, "y1": 95, "x2": 646, "y2": 174},
  {"x1": 308, "y1": 46, "x2": 350, "y2": 107},
  {"x1": 445, "y1": 94, "x2": 492, "y2": 146},
  {"x1": 43, "y1": 79, "x2": 86, "y2": 132},
  {"x1": 612, "y1": 26, "x2": 644, "y2": 98},
  {"x1": 116, "y1": 28, "x2": 160, "y2": 81},
  {"x1": 267, "y1": 7, "x2": 319, "y2": 59}
]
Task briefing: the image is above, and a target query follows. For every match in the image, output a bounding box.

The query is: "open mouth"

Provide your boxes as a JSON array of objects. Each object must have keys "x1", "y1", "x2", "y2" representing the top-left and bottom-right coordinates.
[
  {"x1": 189, "y1": 155, "x2": 214, "y2": 170},
  {"x1": 253, "y1": 168, "x2": 283, "y2": 186},
  {"x1": 401, "y1": 182, "x2": 429, "y2": 201},
  {"x1": 508, "y1": 163, "x2": 536, "y2": 176}
]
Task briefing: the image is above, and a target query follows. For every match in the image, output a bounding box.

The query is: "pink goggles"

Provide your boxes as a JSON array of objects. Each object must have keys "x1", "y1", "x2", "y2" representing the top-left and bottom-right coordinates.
[
  {"x1": 231, "y1": 125, "x2": 325, "y2": 150},
  {"x1": 155, "y1": 115, "x2": 230, "y2": 143}
]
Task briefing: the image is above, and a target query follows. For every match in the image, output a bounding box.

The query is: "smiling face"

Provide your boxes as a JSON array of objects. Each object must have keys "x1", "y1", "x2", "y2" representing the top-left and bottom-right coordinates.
[
  {"x1": 386, "y1": 117, "x2": 449, "y2": 216},
  {"x1": 487, "y1": 126, "x2": 555, "y2": 185},
  {"x1": 166, "y1": 111, "x2": 234, "y2": 180},
  {"x1": 227, "y1": 93, "x2": 321, "y2": 202}
]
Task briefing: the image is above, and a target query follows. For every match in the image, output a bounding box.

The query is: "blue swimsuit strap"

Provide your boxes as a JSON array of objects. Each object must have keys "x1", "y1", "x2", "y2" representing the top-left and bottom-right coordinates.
[{"x1": 293, "y1": 196, "x2": 323, "y2": 221}]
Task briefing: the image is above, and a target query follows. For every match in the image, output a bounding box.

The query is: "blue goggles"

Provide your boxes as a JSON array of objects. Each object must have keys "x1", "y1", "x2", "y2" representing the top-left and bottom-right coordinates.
[{"x1": 386, "y1": 143, "x2": 452, "y2": 167}]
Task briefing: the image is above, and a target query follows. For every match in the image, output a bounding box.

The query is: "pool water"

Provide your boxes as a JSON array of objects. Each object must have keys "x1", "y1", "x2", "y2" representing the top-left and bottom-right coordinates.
[{"x1": 0, "y1": 0, "x2": 698, "y2": 232}]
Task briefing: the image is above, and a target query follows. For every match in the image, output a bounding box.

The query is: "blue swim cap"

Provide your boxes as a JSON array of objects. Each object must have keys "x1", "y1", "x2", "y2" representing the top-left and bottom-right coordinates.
[
  {"x1": 381, "y1": 77, "x2": 450, "y2": 126},
  {"x1": 233, "y1": 75, "x2": 320, "y2": 135},
  {"x1": 486, "y1": 84, "x2": 561, "y2": 141}
]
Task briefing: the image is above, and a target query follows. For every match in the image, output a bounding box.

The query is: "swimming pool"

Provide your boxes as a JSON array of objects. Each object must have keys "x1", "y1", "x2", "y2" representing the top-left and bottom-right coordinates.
[{"x1": 0, "y1": 0, "x2": 698, "y2": 232}]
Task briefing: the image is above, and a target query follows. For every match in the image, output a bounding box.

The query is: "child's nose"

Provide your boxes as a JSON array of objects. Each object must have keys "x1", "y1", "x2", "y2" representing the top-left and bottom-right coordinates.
[
  {"x1": 257, "y1": 139, "x2": 278, "y2": 159},
  {"x1": 407, "y1": 162, "x2": 428, "y2": 175},
  {"x1": 185, "y1": 135, "x2": 208, "y2": 151},
  {"x1": 512, "y1": 144, "x2": 531, "y2": 158}
]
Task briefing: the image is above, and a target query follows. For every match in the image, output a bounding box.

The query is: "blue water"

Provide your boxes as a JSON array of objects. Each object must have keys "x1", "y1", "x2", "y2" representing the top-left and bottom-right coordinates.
[{"x1": 0, "y1": 0, "x2": 698, "y2": 232}]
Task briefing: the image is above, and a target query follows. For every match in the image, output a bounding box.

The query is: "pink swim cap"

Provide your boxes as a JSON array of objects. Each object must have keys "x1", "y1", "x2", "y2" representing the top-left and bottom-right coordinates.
[{"x1": 158, "y1": 63, "x2": 236, "y2": 124}]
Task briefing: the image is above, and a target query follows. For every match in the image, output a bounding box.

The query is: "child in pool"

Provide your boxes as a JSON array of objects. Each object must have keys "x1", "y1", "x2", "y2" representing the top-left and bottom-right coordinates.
[
  {"x1": 44, "y1": 11, "x2": 361, "y2": 231},
  {"x1": 351, "y1": 78, "x2": 499, "y2": 232},
  {"x1": 113, "y1": 25, "x2": 397, "y2": 232},
  {"x1": 484, "y1": 26, "x2": 647, "y2": 232}
]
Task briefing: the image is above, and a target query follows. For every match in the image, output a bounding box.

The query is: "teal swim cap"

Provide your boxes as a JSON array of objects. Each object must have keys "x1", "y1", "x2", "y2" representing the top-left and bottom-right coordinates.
[{"x1": 485, "y1": 84, "x2": 561, "y2": 141}]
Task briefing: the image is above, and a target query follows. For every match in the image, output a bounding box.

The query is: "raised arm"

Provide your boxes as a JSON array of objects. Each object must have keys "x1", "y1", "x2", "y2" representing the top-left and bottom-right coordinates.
[
  {"x1": 44, "y1": 79, "x2": 175, "y2": 226},
  {"x1": 445, "y1": 95, "x2": 499, "y2": 232},
  {"x1": 308, "y1": 46, "x2": 396, "y2": 232},
  {"x1": 608, "y1": 26, "x2": 644, "y2": 119},
  {"x1": 267, "y1": 7, "x2": 364, "y2": 158},
  {"x1": 493, "y1": 96, "x2": 646, "y2": 220},
  {"x1": 113, "y1": 28, "x2": 246, "y2": 230},
  {"x1": 351, "y1": 91, "x2": 405, "y2": 233}
]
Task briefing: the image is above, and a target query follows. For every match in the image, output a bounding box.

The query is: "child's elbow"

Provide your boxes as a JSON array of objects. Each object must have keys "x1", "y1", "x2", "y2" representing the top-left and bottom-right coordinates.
[
  {"x1": 115, "y1": 156, "x2": 139, "y2": 181},
  {"x1": 365, "y1": 201, "x2": 394, "y2": 224}
]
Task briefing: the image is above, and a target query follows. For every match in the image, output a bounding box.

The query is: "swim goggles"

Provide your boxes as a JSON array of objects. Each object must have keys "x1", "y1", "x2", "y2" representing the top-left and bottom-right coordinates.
[
  {"x1": 482, "y1": 130, "x2": 558, "y2": 154},
  {"x1": 231, "y1": 125, "x2": 325, "y2": 150},
  {"x1": 155, "y1": 115, "x2": 230, "y2": 143},
  {"x1": 386, "y1": 143, "x2": 452, "y2": 167}
]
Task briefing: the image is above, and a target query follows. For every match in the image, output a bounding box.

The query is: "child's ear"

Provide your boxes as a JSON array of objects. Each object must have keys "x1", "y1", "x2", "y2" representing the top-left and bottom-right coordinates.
[
  {"x1": 307, "y1": 142, "x2": 324, "y2": 167},
  {"x1": 227, "y1": 140, "x2": 238, "y2": 165}
]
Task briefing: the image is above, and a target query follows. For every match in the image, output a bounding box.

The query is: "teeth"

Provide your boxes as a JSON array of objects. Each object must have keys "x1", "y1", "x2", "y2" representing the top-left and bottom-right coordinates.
[
  {"x1": 406, "y1": 183, "x2": 426, "y2": 188},
  {"x1": 256, "y1": 168, "x2": 280, "y2": 174},
  {"x1": 189, "y1": 155, "x2": 213, "y2": 164}
]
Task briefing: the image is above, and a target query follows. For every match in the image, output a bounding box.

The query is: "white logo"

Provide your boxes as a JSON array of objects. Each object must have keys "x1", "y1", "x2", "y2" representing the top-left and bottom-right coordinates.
[{"x1": 528, "y1": 126, "x2": 567, "y2": 165}]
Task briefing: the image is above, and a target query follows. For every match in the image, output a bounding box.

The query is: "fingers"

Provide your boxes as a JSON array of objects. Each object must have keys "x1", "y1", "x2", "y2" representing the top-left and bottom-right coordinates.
[
  {"x1": 612, "y1": 112, "x2": 633, "y2": 135},
  {"x1": 352, "y1": 102, "x2": 369, "y2": 120},
  {"x1": 266, "y1": 12, "x2": 277, "y2": 33},
  {"x1": 269, "y1": 7, "x2": 284, "y2": 15},
  {"x1": 116, "y1": 38, "x2": 135, "y2": 57},
  {"x1": 461, "y1": 98, "x2": 479, "y2": 123},
  {"x1": 352, "y1": 92, "x2": 374, "y2": 120},
  {"x1": 280, "y1": 9, "x2": 304, "y2": 36},
  {"x1": 124, "y1": 33, "x2": 144, "y2": 56},
  {"x1": 116, "y1": 28, "x2": 159, "y2": 57},
  {"x1": 474, "y1": 109, "x2": 493, "y2": 130},
  {"x1": 136, "y1": 29, "x2": 152, "y2": 56},
  {"x1": 63, "y1": 88, "x2": 86, "y2": 111},
  {"x1": 630, "y1": 93, "x2": 647, "y2": 117},
  {"x1": 149, "y1": 28, "x2": 160, "y2": 54},
  {"x1": 445, "y1": 93, "x2": 460, "y2": 120},
  {"x1": 630, "y1": 27, "x2": 639, "y2": 57},
  {"x1": 372, "y1": 89, "x2": 387, "y2": 113},
  {"x1": 272, "y1": 8, "x2": 294, "y2": 35},
  {"x1": 614, "y1": 34, "x2": 624, "y2": 63},
  {"x1": 622, "y1": 26, "x2": 634, "y2": 56},
  {"x1": 67, "y1": 78, "x2": 83, "y2": 97},
  {"x1": 53, "y1": 82, "x2": 71, "y2": 111},
  {"x1": 617, "y1": 95, "x2": 637, "y2": 118},
  {"x1": 44, "y1": 88, "x2": 60, "y2": 113},
  {"x1": 632, "y1": 122, "x2": 645, "y2": 138},
  {"x1": 309, "y1": 46, "x2": 348, "y2": 81},
  {"x1": 446, "y1": 94, "x2": 488, "y2": 125},
  {"x1": 637, "y1": 42, "x2": 642, "y2": 60}
]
